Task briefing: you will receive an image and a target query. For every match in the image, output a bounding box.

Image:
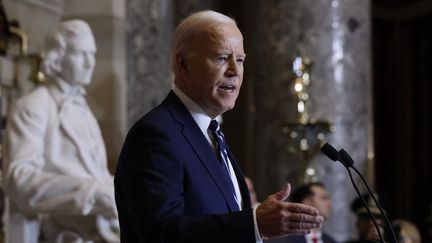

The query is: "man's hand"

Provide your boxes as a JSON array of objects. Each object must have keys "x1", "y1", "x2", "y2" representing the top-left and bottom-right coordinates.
[{"x1": 256, "y1": 183, "x2": 324, "y2": 238}]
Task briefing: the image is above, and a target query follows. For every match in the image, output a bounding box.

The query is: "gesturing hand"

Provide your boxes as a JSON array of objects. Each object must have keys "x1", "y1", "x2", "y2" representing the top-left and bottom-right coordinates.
[{"x1": 256, "y1": 183, "x2": 324, "y2": 238}]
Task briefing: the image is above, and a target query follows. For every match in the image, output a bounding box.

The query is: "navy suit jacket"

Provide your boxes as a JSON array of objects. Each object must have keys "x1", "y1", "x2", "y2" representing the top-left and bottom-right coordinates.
[{"x1": 114, "y1": 91, "x2": 255, "y2": 242}]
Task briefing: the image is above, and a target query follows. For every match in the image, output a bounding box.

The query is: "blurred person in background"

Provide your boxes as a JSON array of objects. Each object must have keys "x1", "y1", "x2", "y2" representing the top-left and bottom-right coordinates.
[
  {"x1": 392, "y1": 219, "x2": 421, "y2": 243},
  {"x1": 346, "y1": 193, "x2": 388, "y2": 243}
]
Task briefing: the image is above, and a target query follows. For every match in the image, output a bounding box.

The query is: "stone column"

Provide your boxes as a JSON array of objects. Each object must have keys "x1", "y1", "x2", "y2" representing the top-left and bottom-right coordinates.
[
  {"x1": 63, "y1": 0, "x2": 127, "y2": 171},
  {"x1": 126, "y1": 0, "x2": 216, "y2": 127},
  {"x1": 248, "y1": 0, "x2": 371, "y2": 241},
  {"x1": 126, "y1": 0, "x2": 173, "y2": 126},
  {"x1": 173, "y1": 0, "x2": 215, "y2": 25}
]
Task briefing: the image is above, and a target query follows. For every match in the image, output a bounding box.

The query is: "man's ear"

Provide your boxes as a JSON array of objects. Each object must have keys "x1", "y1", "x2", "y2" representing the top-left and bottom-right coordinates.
[{"x1": 176, "y1": 53, "x2": 188, "y2": 74}]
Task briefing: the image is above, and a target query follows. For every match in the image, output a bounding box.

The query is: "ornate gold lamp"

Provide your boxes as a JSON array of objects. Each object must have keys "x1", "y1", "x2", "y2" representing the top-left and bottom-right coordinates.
[{"x1": 280, "y1": 56, "x2": 334, "y2": 184}]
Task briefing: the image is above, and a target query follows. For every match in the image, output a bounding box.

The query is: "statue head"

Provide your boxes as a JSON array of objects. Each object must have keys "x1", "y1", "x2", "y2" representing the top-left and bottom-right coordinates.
[{"x1": 42, "y1": 19, "x2": 97, "y2": 86}]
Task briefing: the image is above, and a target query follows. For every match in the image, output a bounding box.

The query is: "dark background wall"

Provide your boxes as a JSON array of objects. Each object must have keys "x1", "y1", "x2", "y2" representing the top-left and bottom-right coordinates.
[
  {"x1": 372, "y1": 0, "x2": 432, "y2": 242},
  {"x1": 217, "y1": 0, "x2": 432, "y2": 241}
]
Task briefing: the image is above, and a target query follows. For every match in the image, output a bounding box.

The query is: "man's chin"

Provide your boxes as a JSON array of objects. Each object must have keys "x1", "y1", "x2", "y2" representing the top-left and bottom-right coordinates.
[
  {"x1": 218, "y1": 105, "x2": 235, "y2": 115},
  {"x1": 226, "y1": 101, "x2": 236, "y2": 110}
]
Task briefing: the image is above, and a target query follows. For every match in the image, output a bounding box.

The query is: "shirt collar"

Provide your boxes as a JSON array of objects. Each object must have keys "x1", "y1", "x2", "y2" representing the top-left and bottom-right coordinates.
[
  {"x1": 305, "y1": 231, "x2": 322, "y2": 241},
  {"x1": 172, "y1": 85, "x2": 212, "y2": 137}
]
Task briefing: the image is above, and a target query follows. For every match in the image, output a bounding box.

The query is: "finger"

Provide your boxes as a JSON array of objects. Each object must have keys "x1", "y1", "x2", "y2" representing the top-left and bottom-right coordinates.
[
  {"x1": 286, "y1": 212, "x2": 324, "y2": 223},
  {"x1": 284, "y1": 220, "x2": 322, "y2": 230},
  {"x1": 285, "y1": 202, "x2": 320, "y2": 216},
  {"x1": 282, "y1": 227, "x2": 312, "y2": 235},
  {"x1": 273, "y1": 183, "x2": 291, "y2": 201},
  {"x1": 279, "y1": 219, "x2": 322, "y2": 236}
]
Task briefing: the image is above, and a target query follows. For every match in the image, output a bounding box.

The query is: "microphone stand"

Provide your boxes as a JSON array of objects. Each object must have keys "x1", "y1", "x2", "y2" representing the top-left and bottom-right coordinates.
[
  {"x1": 320, "y1": 143, "x2": 398, "y2": 243},
  {"x1": 339, "y1": 149, "x2": 398, "y2": 243},
  {"x1": 335, "y1": 151, "x2": 385, "y2": 243}
]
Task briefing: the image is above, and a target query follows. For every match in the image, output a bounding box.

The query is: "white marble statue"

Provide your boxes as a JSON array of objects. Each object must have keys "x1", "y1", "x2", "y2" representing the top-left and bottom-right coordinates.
[{"x1": 3, "y1": 19, "x2": 120, "y2": 243}]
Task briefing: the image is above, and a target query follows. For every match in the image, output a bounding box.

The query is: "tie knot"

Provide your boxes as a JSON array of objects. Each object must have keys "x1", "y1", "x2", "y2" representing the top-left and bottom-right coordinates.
[{"x1": 208, "y1": 120, "x2": 219, "y2": 133}]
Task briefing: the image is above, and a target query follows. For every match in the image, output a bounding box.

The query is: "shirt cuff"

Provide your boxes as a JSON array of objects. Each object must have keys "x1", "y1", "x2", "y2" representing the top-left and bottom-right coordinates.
[{"x1": 253, "y1": 207, "x2": 263, "y2": 243}]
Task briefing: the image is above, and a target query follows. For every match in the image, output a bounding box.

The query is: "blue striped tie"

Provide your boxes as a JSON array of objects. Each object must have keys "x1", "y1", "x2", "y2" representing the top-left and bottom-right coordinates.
[
  {"x1": 208, "y1": 120, "x2": 231, "y2": 168},
  {"x1": 208, "y1": 120, "x2": 239, "y2": 208}
]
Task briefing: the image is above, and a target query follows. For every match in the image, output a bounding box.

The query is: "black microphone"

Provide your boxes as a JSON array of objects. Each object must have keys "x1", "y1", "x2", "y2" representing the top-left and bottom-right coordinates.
[
  {"x1": 320, "y1": 143, "x2": 340, "y2": 161},
  {"x1": 338, "y1": 149, "x2": 354, "y2": 167},
  {"x1": 320, "y1": 143, "x2": 389, "y2": 243},
  {"x1": 321, "y1": 143, "x2": 353, "y2": 167}
]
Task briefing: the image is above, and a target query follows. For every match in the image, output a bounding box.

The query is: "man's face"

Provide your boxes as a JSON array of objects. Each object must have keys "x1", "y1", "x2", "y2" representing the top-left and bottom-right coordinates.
[
  {"x1": 180, "y1": 23, "x2": 245, "y2": 118},
  {"x1": 305, "y1": 185, "x2": 332, "y2": 219},
  {"x1": 60, "y1": 33, "x2": 96, "y2": 86},
  {"x1": 356, "y1": 217, "x2": 384, "y2": 239}
]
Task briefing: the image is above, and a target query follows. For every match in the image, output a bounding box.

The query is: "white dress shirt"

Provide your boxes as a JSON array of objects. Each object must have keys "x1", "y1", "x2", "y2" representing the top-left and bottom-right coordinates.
[{"x1": 305, "y1": 231, "x2": 323, "y2": 243}]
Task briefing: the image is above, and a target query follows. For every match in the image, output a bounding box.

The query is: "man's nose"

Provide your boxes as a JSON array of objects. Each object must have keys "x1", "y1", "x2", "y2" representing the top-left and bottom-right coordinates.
[{"x1": 225, "y1": 59, "x2": 240, "y2": 76}]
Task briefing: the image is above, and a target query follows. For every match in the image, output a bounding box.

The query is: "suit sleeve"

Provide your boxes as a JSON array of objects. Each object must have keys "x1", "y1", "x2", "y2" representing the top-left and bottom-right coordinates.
[{"x1": 114, "y1": 122, "x2": 256, "y2": 243}]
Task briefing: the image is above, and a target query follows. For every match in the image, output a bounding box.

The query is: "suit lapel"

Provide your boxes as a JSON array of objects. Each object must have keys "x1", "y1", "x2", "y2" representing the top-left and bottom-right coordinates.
[{"x1": 164, "y1": 91, "x2": 240, "y2": 212}]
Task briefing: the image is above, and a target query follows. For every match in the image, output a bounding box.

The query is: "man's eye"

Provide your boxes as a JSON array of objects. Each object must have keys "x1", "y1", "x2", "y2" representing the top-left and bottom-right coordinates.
[
  {"x1": 236, "y1": 58, "x2": 245, "y2": 64},
  {"x1": 216, "y1": 56, "x2": 228, "y2": 62}
]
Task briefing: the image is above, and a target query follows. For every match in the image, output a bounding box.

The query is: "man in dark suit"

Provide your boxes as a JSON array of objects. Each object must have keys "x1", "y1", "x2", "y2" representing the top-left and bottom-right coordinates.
[
  {"x1": 114, "y1": 10, "x2": 324, "y2": 243},
  {"x1": 345, "y1": 193, "x2": 387, "y2": 243},
  {"x1": 265, "y1": 183, "x2": 337, "y2": 243}
]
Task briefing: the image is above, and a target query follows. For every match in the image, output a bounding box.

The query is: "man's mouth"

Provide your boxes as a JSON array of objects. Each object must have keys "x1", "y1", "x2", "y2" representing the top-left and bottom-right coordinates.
[{"x1": 218, "y1": 85, "x2": 235, "y2": 91}]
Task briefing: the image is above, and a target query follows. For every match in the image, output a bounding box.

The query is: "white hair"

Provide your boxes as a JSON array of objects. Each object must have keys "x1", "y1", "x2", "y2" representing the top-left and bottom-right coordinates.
[{"x1": 171, "y1": 10, "x2": 237, "y2": 72}]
